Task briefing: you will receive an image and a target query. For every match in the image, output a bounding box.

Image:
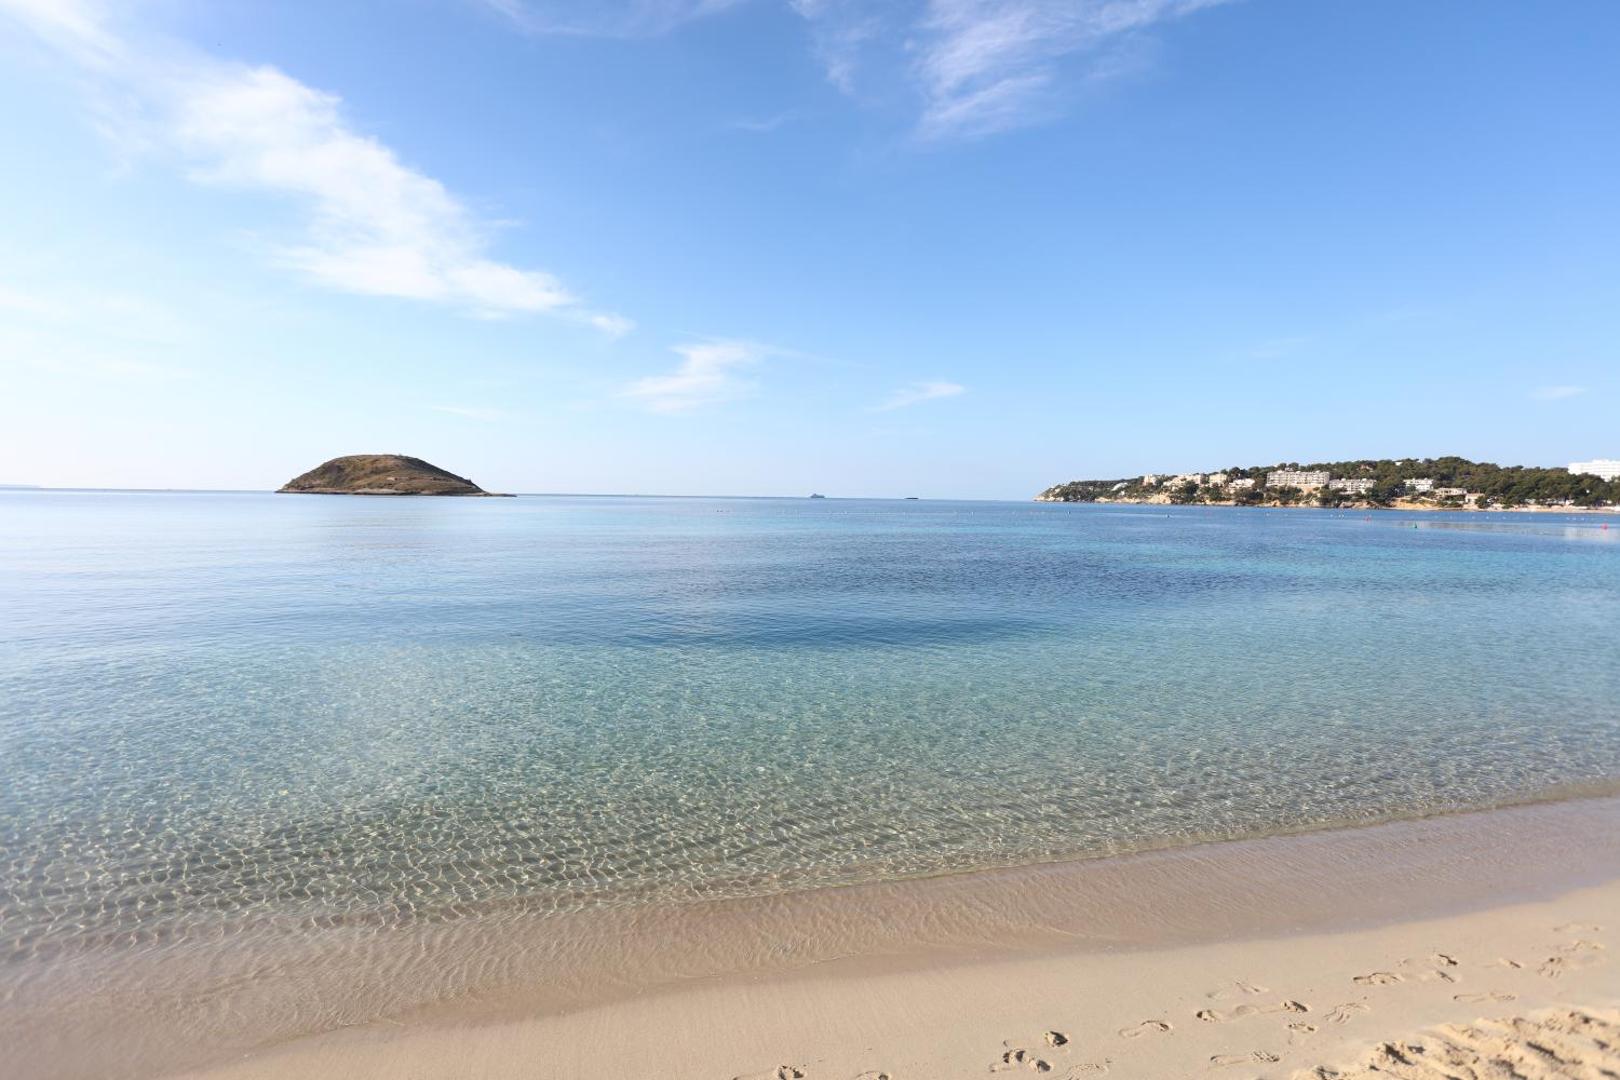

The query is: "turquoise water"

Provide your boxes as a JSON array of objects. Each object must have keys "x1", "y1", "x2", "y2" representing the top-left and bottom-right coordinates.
[{"x1": 3, "y1": 492, "x2": 1620, "y2": 972}]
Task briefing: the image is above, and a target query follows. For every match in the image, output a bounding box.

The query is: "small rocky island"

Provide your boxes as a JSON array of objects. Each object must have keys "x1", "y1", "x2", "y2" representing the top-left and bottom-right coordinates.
[{"x1": 278, "y1": 454, "x2": 510, "y2": 496}]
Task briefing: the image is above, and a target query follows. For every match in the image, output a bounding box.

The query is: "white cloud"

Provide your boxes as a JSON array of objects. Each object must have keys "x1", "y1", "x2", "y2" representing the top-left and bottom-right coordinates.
[
  {"x1": 793, "y1": 0, "x2": 1230, "y2": 140},
  {"x1": 874, "y1": 380, "x2": 964, "y2": 410},
  {"x1": 1531, "y1": 385, "x2": 1586, "y2": 401},
  {"x1": 0, "y1": 0, "x2": 630, "y2": 332},
  {"x1": 0, "y1": 0, "x2": 121, "y2": 66},
  {"x1": 624, "y1": 340, "x2": 764, "y2": 412},
  {"x1": 481, "y1": 0, "x2": 749, "y2": 37},
  {"x1": 588, "y1": 312, "x2": 637, "y2": 338}
]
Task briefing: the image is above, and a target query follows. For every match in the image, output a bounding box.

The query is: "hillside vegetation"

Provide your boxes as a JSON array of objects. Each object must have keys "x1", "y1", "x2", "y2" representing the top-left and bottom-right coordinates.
[{"x1": 278, "y1": 455, "x2": 500, "y2": 496}]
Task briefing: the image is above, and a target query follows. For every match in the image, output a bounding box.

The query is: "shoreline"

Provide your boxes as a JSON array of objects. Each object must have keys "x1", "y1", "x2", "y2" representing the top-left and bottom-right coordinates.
[
  {"x1": 11, "y1": 794, "x2": 1608, "y2": 1080},
  {"x1": 176, "y1": 885, "x2": 1620, "y2": 1080},
  {"x1": 163, "y1": 794, "x2": 1620, "y2": 1080}
]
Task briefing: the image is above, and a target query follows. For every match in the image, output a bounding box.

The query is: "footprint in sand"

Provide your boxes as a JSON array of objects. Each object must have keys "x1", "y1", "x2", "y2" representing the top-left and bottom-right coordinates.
[
  {"x1": 1553, "y1": 922, "x2": 1602, "y2": 934},
  {"x1": 1197, "y1": 1006, "x2": 1257, "y2": 1024},
  {"x1": 854, "y1": 1072, "x2": 890, "y2": 1080},
  {"x1": 733, "y1": 1068, "x2": 805, "y2": 1080},
  {"x1": 1287, "y1": 1022, "x2": 1318, "y2": 1046},
  {"x1": 1351, "y1": 972, "x2": 1402, "y2": 987},
  {"x1": 1490, "y1": 957, "x2": 1524, "y2": 970},
  {"x1": 1325, "y1": 1002, "x2": 1370, "y2": 1025},
  {"x1": 1454, "y1": 991, "x2": 1516, "y2": 1004},
  {"x1": 1197, "y1": 1001, "x2": 1309, "y2": 1024},
  {"x1": 1118, "y1": 1020, "x2": 1172, "y2": 1039},
  {"x1": 1535, "y1": 944, "x2": 1602, "y2": 979},
  {"x1": 1208, "y1": 1050, "x2": 1281, "y2": 1068},
  {"x1": 1205, "y1": 980, "x2": 1270, "y2": 1001},
  {"x1": 1393, "y1": 958, "x2": 1458, "y2": 984},
  {"x1": 992, "y1": 1034, "x2": 1068, "y2": 1073},
  {"x1": 1068, "y1": 1064, "x2": 1110, "y2": 1075},
  {"x1": 992, "y1": 1047, "x2": 1053, "y2": 1073}
]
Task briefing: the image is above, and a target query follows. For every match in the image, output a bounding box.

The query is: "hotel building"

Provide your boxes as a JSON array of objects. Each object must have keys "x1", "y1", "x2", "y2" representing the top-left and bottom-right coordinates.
[
  {"x1": 1569, "y1": 459, "x2": 1620, "y2": 480},
  {"x1": 1266, "y1": 469, "x2": 1330, "y2": 489}
]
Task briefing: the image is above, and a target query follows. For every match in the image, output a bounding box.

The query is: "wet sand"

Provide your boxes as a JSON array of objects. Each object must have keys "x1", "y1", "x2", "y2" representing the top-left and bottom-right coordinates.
[{"x1": 105, "y1": 796, "x2": 1620, "y2": 1080}]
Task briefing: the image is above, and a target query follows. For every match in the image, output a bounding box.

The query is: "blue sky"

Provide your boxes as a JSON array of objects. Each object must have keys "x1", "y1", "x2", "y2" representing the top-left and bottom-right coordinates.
[{"x1": 1, "y1": 0, "x2": 1617, "y2": 497}]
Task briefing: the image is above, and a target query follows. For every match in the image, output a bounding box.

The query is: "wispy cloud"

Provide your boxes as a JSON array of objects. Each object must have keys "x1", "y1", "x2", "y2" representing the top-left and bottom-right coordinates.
[
  {"x1": 1531, "y1": 385, "x2": 1586, "y2": 401},
  {"x1": 624, "y1": 340, "x2": 765, "y2": 412},
  {"x1": 480, "y1": 0, "x2": 748, "y2": 38},
  {"x1": 432, "y1": 405, "x2": 508, "y2": 421},
  {"x1": 588, "y1": 312, "x2": 636, "y2": 338},
  {"x1": 475, "y1": 1, "x2": 1229, "y2": 141},
  {"x1": 0, "y1": 0, "x2": 121, "y2": 65},
  {"x1": 790, "y1": 0, "x2": 886, "y2": 95},
  {"x1": 874, "y1": 380, "x2": 964, "y2": 410},
  {"x1": 1, "y1": 0, "x2": 630, "y2": 332},
  {"x1": 794, "y1": 0, "x2": 1231, "y2": 141}
]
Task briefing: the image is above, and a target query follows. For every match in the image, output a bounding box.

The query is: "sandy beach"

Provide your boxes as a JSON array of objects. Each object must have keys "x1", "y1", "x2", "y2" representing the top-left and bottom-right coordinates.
[
  {"x1": 173, "y1": 889, "x2": 1619, "y2": 1080},
  {"x1": 147, "y1": 797, "x2": 1620, "y2": 1080}
]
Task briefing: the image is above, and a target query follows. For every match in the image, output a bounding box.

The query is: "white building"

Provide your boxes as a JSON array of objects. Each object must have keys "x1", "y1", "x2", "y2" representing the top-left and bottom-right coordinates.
[
  {"x1": 1435, "y1": 487, "x2": 1467, "y2": 498},
  {"x1": 1140, "y1": 474, "x2": 1161, "y2": 487},
  {"x1": 1266, "y1": 469, "x2": 1329, "y2": 489},
  {"x1": 1330, "y1": 478, "x2": 1375, "y2": 494},
  {"x1": 1228, "y1": 478, "x2": 1256, "y2": 490},
  {"x1": 1206, "y1": 472, "x2": 1229, "y2": 486},
  {"x1": 1569, "y1": 459, "x2": 1620, "y2": 481},
  {"x1": 1167, "y1": 473, "x2": 1205, "y2": 487},
  {"x1": 1405, "y1": 478, "x2": 1435, "y2": 493}
]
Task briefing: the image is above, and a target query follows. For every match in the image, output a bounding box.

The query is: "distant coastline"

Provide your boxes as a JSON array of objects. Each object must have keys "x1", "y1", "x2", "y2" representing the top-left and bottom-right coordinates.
[{"x1": 1037, "y1": 456, "x2": 1620, "y2": 512}]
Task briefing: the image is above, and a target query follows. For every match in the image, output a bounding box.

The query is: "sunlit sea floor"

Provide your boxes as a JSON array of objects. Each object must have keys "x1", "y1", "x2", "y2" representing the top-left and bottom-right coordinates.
[{"x1": 2, "y1": 493, "x2": 1618, "y2": 1074}]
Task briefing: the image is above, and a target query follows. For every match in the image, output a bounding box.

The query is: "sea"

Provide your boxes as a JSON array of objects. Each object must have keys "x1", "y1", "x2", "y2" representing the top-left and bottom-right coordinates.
[{"x1": 3, "y1": 491, "x2": 1618, "y2": 1075}]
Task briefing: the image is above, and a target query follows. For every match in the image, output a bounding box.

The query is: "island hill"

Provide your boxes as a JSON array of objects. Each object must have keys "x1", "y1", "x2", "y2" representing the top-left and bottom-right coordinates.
[
  {"x1": 278, "y1": 455, "x2": 511, "y2": 496},
  {"x1": 1037, "y1": 456, "x2": 1620, "y2": 511}
]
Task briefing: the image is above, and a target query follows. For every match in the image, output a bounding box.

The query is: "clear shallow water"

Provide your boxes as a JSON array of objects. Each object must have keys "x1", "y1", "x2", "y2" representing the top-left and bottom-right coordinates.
[{"x1": 3, "y1": 493, "x2": 1620, "y2": 1043}]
